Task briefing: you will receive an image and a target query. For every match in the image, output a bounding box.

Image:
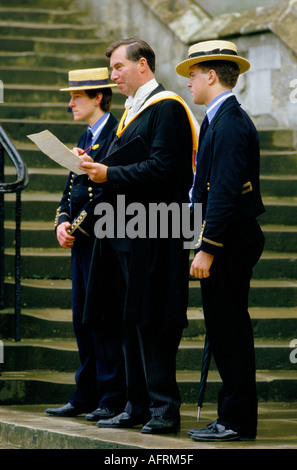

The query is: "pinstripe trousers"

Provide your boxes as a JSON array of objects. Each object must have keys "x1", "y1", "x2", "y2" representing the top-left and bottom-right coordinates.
[{"x1": 115, "y1": 250, "x2": 183, "y2": 419}]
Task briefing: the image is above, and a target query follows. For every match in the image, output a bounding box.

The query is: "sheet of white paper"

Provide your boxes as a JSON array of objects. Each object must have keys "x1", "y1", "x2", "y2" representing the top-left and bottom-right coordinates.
[{"x1": 27, "y1": 129, "x2": 85, "y2": 175}]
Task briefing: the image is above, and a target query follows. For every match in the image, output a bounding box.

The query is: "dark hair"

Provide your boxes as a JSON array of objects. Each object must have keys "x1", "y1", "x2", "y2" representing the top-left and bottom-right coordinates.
[
  {"x1": 106, "y1": 38, "x2": 156, "y2": 73},
  {"x1": 85, "y1": 87, "x2": 113, "y2": 112},
  {"x1": 198, "y1": 60, "x2": 240, "y2": 88}
]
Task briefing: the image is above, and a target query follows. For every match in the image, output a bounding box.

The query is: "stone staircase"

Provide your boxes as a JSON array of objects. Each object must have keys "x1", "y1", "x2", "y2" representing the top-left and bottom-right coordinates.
[{"x1": 1, "y1": 0, "x2": 297, "y2": 414}]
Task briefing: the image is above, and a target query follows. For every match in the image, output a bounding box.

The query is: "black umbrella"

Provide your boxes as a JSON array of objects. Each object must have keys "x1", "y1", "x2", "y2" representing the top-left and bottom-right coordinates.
[{"x1": 197, "y1": 333, "x2": 211, "y2": 421}]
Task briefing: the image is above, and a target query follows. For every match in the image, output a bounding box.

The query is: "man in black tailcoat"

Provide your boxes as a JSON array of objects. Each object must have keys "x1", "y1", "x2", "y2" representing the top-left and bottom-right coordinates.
[{"x1": 78, "y1": 39, "x2": 199, "y2": 434}]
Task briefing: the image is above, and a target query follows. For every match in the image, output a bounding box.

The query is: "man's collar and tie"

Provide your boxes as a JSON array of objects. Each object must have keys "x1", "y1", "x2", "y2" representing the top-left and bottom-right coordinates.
[
  {"x1": 197, "y1": 90, "x2": 233, "y2": 152},
  {"x1": 189, "y1": 90, "x2": 234, "y2": 206},
  {"x1": 198, "y1": 114, "x2": 209, "y2": 148},
  {"x1": 124, "y1": 78, "x2": 159, "y2": 125},
  {"x1": 84, "y1": 128, "x2": 93, "y2": 150},
  {"x1": 85, "y1": 112, "x2": 110, "y2": 149}
]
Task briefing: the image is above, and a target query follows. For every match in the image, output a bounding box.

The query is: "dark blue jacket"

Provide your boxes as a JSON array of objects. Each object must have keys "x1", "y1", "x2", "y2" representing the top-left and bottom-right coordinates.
[
  {"x1": 192, "y1": 95, "x2": 265, "y2": 255},
  {"x1": 54, "y1": 113, "x2": 118, "y2": 244}
]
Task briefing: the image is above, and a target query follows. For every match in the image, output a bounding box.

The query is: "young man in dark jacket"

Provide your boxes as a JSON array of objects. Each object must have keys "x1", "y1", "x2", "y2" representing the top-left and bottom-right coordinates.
[
  {"x1": 176, "y1": 40, "x2": 265, "y2": 442},
  {"x1": 45, "y1": 67, "x2": 126, "y2": 420}
]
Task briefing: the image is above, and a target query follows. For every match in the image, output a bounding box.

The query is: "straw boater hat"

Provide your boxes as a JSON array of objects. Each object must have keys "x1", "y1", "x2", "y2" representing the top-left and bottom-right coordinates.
[
  {"x1": 60, "y1": 67, "x2": 117, "y2": 91},
  {"x1": 176, "y1": 40, "x2": 250, "y2": 77}
]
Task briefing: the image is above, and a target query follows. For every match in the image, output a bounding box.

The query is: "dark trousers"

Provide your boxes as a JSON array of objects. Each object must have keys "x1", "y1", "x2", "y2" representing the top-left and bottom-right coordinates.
[
  {"x1": 115, "y1": 250, "x2": 183, "y2": 419},
  {"x1": 70, "y1": 242, "x2": 126, "y2": 412},
  {"x1": 200, "y1": 219, "x2": 264, "y2": 437}
]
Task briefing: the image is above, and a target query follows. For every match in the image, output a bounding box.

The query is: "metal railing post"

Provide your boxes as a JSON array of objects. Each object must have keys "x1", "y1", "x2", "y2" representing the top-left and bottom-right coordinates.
[
  {"x1": 0, "y1": 147, "x2": 4, "y2": 310},
  {"x1": 0, "y1": 125, "x2": 29, "y2": 341}
]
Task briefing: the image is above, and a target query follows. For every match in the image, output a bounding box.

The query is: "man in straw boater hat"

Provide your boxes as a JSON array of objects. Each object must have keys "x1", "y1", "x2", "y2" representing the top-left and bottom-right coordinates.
[
  {"x1": 77, "y1": 38, "x2": 199, "y2": 434},
  {"x1": 45, "y1": 67, "x2": 126, "y2": 420},
  {"x1": 176, "y1": 40, "x2": 265, "y2": 442}
]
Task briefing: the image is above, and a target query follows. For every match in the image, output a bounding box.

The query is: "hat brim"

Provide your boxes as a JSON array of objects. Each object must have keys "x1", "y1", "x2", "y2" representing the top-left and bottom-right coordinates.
[
  {"x1": 176, "y1": 54, "x2": 250, "y2": 77},
  {"x1": 60, "y1": 83, "x2": 118, "y2": 91}
]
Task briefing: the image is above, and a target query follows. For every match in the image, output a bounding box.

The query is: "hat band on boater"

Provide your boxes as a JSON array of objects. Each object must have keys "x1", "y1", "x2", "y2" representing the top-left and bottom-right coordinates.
[
  {"x1": 68, "y1": 78, "x2": 110, "y2": 87},
  {"x1": 189, "y1": 48, "x2": 238, "y2": 59}
]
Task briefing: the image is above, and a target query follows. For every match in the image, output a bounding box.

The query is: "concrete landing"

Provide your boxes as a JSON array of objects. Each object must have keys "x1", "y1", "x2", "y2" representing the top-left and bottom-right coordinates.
[{"x1": 0, "y1": 403, "x2": 296, "y2": 450}]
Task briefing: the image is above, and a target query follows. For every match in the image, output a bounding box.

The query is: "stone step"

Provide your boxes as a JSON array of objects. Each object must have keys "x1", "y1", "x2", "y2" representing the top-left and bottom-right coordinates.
[
  {"x1": 0, "y1": 368, "x2": 296, "y2": 406},
  {"x1": 0, "y1": 308, "x2": 74, "y2": 339},
  {"x1": 258, "y1": 129, "x2": 297, "y2": 151},
  {"x1": 260, "y1": 175, "x2": 297, "y2": 197},
  {"x1": 0, "y1": 66, "x2": 68, "y2": 86},
  {"x1": 1, "y1": 336, "x2": 295, "y2": 373},
  {"x1": 0, "y1": 102, "x2": 123, "y2": 121},
  {"x1": 262, "y1": 225, "x2": 297, "y2": 252},
  {"x1": 259, "y1": 199, "x2": 297, "y2": 226},
  {"x1": 4, "y1": 248, "x2": 297, "y2": 281},
  {"x1": 260, "y1": 150, "x2": 297, "y2": 174},
  {"x1": 4, "y1": 247, "x2": 71, "y2": 279},
  {"x1": 0, "y1": 35, "x2": 110, "y2": 55},
  {"x1": 1, "y1": 119, "x2": 87, "y2": 147},
  {"x1": 3, "y1": 277, "x2": 297, "y2": 309},
  {"x1": 0, "y1": 22, "x2": 99, "y2": 39},
  {"x1": 4, "y1": 192, "x2": 61, "y2": 222},
  {"x1": 252, "y1": 252, "x2": 297, "y2": 280},
  {"x1": 3, "y1": 85, "x2": 72, "y2": 104},
  {"x1": 4, "y1": 222, "x2": 297, "y2": 252},
  {"x1": 4, "y1": 221, "x2": 58, "y2": 248},
  {"x1": 0, "y1": 51, "x2": 107, "y2": 69},
  {"x1": 0, "y1": 7, "x2": 82, "y2": 25},
  {"x1": 3, "y1": 85, "x2": 124, "y2": 105},
  {"x1": 0, "y1": 0, "x2": 74, "y2": 9},
  {"x1": 4, "y1": 168, "x2": 68, "y2": 192},
  {"x1": 1, "y1": 307, "x2": 296, "y2": 340},
  {"x1": 0, "y1": 403, "x2": 296, "y2": 450}
]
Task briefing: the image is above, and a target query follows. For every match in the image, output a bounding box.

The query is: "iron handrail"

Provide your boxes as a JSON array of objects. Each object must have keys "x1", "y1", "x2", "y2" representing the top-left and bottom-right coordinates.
[{"x1": 0, "y1": 125, "x2": 29, "y2": 341}]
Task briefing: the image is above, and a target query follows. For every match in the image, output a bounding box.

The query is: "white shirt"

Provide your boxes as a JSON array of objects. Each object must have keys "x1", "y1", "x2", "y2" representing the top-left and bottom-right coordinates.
[{"x1": 124, "y1": 78, "x2": 159, "y2": 124}]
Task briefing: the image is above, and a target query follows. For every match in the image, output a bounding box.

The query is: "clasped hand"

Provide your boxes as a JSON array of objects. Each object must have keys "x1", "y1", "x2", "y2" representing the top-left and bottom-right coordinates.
[
  {"x1": 74, "y1": 147, "x2": 108, "y2": 183},
  {"x1": 190, "y1": 251, "x2": 214, "y2": 279}
]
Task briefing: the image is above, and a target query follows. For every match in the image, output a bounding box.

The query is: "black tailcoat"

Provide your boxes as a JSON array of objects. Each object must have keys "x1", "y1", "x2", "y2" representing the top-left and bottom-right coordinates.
[{"x1": 84, "y1": 85, "x2": 193, "y2": 330}]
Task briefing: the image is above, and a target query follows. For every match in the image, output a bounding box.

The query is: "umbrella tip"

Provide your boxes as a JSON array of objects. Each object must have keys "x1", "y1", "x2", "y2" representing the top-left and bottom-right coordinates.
[{"x1": 197, "y1": 406, "x2": 201, "y2": 422}]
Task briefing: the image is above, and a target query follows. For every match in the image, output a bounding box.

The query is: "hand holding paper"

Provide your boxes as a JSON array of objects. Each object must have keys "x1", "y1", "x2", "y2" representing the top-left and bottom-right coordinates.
[
  {"x1": 27, "y1": 130, "x2": 86, "y2": 175},
  {"x1": 78, "y1": 154, "x2": 108, "y2": 183}
]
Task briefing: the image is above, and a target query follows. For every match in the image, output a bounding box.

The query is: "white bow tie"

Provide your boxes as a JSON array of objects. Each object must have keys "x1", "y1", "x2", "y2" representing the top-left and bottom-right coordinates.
[{"x1": 125, "y1": 96, "x2": 134, "y2": 108}]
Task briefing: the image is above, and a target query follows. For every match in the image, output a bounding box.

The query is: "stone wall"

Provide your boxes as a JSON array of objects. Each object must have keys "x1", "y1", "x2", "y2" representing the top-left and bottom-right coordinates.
[
  {"x1": 195, "y1": 0, "x2": 282, "y2": 16},
  {"x1": 78, "y1": 0, "x2": 297, "y2": 128}
]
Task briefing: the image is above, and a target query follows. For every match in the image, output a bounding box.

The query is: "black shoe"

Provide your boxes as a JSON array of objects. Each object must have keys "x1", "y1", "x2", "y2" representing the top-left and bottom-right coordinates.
[
  {"x1": 189, "y1": 420, "x2": 256, "y2": 441},
  {"x1": 188, "y1": 420, "x2": 216, "y2": 436},
  {"x1": 141, "y1": 416, "x2": 180, "y2": 434},
  {"x1": 85, "y1": 407, "x2": 117, "y2": 421},
  {"x1": 97, "y1": 411, "x2": 148, "y2": 428},
  {"x1": 190, "y1": 421, "x2": 239, "y2": 442},
  {"x1": 45, "y1": 403, "x2": 84, "y2": 417}
]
